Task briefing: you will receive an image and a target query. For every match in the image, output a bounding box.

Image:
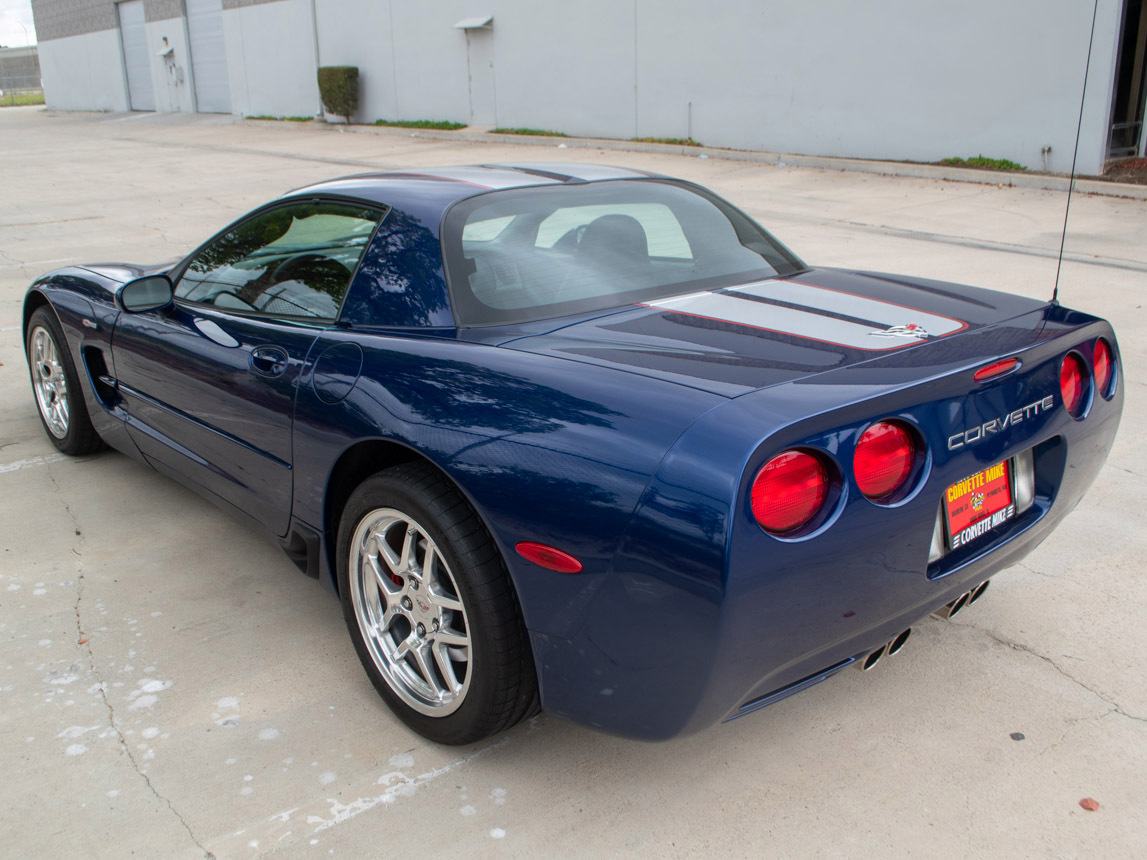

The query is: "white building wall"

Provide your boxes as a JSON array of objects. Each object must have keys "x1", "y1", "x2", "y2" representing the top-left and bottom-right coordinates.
[
  {"x1": 222, "y1": 0, "x2": 320, "y2": 118},
  {"x1": 312, "y1": 0, "x2": 470, "y2": 124},
  {"x1": 32, "y1": 0, "x2": 1125, "y2": 175},
  {"x1": 38, "y1": 28, "x2": 129, "y2": 112}
]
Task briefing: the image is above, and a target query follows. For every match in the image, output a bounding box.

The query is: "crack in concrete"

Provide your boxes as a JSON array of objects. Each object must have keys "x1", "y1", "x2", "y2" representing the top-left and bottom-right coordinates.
[
  {"x1": 965, "y1": 621, "x2": 1147, "y2": 726},
  {"x1": 1015, "y1": 562, "x2": 1057, "y2": 579},
  {"x1": 46, "y1": 463, "x2": 216, "y2": 859}
]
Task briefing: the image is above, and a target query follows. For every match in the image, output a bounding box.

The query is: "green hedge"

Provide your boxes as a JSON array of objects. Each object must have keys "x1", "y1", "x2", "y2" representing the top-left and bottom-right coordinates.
[{"x1": 317, "y1": 66, "x2": 359, "y2": 123}]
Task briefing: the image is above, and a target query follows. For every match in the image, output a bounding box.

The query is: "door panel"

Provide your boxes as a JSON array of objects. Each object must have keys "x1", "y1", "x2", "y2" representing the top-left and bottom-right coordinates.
[
  {"x1": 118, "y1": 0, "x2": 155, "y2": 112},
  {"x1": 112, "y1": 304, "x2": 321, "y2": 535},
  {"x1": 187, "y1": 0, "x2": 231, "y2": 114}
]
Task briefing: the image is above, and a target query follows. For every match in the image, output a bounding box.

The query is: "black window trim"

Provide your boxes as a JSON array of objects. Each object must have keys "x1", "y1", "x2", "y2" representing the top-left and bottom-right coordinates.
[{"x1": 168, "y1": 194, "x2": 391, "y2": 326}]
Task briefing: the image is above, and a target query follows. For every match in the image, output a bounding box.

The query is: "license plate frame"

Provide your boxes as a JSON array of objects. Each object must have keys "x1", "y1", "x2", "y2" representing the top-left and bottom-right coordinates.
[{"x1": 944, "y1": 459, "x2": 1017, "y2": 550}]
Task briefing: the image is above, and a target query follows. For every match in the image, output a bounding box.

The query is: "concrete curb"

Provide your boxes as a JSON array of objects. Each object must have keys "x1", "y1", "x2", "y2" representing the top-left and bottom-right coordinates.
[{"x1": 243, "y1": 117, "x2": 1147, "y2": 201}]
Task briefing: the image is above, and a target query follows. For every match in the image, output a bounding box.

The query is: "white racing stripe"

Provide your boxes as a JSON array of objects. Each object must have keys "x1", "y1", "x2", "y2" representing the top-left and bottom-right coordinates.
[
  {"x1": 647, "y1": 279, "x2": 966, "y2": 349},
  {"x1": 734, "y1": 280, "x2": 966, "y2": 336}
]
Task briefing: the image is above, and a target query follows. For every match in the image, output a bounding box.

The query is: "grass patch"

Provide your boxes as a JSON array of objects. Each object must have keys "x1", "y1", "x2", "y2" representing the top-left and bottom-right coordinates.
[
  {"x1": 373, "y1": 119, "x2": 468, "y2": 130},
  {"x1": 632, "y1": 136, "x2": 702, "y2": 147},
  {"x1": 246, "y1": 115, "x2": 313, "y2": 122},
  {"x1": 491, "y1": 127, "x2": 567, "y2": 137},
  {"x1": 1, "y1": 90, "x2": 45, "y2": 107},
  {"x1": 940, "y1": 155, "x2": 1027, "y2": 171}
]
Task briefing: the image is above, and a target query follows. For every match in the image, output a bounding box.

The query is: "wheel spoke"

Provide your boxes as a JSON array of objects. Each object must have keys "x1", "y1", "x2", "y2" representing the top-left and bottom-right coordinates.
[
  {"x1": 432, "y1": 643, "x2": 462, "y2": 694},
  {"x1": 411, "y1": 644, "x2": 439, "y2": 694},
  {"x1": 433, "y1": 629, "x2": 468, "y2": 649},
  {"x1": 366, "y1": 552, "x2": 400, "y2": 599},
  {"x1": 400, "y1": 527, "x2": 417, "y2": 572},
  {"x1": 375, "y1": 530, "x2": 401, "y2": 571},
  {"x1": 425, "y1": 547, "x2": 464, "y2": 611}
]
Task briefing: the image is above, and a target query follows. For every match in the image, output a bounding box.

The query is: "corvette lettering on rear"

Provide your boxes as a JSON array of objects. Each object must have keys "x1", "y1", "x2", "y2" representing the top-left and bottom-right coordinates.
[{"x1": 947, "y1": 395, "x2": 1055, "y2": 450}]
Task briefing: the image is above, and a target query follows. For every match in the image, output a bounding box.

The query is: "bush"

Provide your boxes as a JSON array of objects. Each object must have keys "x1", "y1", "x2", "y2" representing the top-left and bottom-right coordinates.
[
  {"x1": 940, "y1": 155, "x2": 1027, "y2": 171},
  {"x1": 317, "y1": 66, "x2": 359, "y2": 124}
]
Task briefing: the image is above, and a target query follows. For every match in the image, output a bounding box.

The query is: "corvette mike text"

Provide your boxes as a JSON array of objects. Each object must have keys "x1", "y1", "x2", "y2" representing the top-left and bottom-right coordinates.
[{"x1": 22, "y1": 164, "x2": 1122, "y2": 743}]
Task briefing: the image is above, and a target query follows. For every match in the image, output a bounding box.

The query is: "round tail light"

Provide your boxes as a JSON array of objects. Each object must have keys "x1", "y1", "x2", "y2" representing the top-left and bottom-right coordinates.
[
  {"x1": 1060, "y1": 352, "x2": 1086, "y2": 415},
  {"x1": 854, "y1": 421, "x2": 916, "y2": 502},
  {"x1": 751, "y1": 450, "x2": 829, "y2": 535},
  {"x1": 1093, "y1": 338, "x2": 1114, "y2": 396}
]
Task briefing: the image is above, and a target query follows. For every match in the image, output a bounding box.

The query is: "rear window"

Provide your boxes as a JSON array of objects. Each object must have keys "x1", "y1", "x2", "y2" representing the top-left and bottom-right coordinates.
[{"x1": 442, "y1": 180, "x2": 804, "y2": 326}]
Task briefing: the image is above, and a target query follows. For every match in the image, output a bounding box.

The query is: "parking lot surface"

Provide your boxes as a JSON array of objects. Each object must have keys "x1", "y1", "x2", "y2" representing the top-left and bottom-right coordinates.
[{"x1": 1, "y1": 108, "x2": 1144, "y2": 858}]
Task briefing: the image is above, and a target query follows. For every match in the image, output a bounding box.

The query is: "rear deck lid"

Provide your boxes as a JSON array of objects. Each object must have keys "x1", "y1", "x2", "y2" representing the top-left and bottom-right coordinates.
[{"x1": 501, "y1": 268, "x2": 1046, "y2": 396}]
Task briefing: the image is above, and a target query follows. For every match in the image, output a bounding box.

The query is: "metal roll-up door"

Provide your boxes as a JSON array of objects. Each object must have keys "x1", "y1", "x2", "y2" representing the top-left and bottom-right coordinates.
[
  {"x1": 118, "y1": 0, "x2": 154, "y2": 111},
  {"x1": 187, "y1": 0, "x2": 231, "y2": 114}
]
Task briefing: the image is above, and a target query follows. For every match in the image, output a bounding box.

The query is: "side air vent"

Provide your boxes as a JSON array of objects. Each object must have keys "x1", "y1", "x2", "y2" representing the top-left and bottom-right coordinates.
[{"x1": 81, "y1": 347, "x2": 121, "y2": 408}]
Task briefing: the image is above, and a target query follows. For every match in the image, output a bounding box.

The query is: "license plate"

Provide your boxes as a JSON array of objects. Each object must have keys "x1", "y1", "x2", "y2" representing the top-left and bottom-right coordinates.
[{"x1": 945, "y1": 460, "x2": 1016, "y2": 549}]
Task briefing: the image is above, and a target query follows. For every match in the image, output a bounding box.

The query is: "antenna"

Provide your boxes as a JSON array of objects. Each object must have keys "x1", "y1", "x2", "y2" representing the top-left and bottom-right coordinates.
[{"x1": 1053, "y1": 0, "x2": 1100, "y2": 305}]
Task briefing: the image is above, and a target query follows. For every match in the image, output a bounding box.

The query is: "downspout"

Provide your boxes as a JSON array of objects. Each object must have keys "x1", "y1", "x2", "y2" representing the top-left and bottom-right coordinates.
[{"x1": 310, "y1": 0, "x2": 322, "y2": 117}]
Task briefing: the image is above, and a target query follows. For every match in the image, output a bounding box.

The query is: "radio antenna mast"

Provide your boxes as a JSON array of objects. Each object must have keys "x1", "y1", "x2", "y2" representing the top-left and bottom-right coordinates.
[{"x1": 1053, "y1": 0, "x2": 1100, "y2": 304}]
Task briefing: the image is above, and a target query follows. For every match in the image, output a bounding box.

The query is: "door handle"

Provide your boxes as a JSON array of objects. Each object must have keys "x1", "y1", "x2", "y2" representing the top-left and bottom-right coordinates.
[{"x1": 250, "y1": 345, "x2": 289, "y2": 378}]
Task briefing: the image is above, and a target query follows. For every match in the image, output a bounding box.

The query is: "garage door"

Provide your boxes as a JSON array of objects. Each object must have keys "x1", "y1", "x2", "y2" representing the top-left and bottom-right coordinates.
[
  {"x1": 118, "y1": 0, "x2": 154, "y2": 111},
  {"x1": 187, "y1": 0, "x2": 231, "y2": 114}
]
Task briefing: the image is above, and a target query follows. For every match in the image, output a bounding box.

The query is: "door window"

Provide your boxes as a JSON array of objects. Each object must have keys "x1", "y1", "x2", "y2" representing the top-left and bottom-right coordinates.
[{"x1": 176, "y1": 201, "x2": 384, "y2": 320}]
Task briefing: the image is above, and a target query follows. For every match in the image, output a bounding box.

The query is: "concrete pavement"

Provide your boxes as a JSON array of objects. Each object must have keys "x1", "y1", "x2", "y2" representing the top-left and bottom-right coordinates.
[{"x1": 1, "y1": 107, "x2": 1145, "y2": 858}]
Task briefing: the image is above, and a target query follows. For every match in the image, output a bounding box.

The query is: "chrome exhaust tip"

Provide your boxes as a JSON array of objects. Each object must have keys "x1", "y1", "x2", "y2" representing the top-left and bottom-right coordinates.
[
  {"x1": 856, "y1": 643, "x2": 887, "y2": 671},
  {"x1": 886, "y1": 628, "x2": 912, "y2": 656},
  {"x1": 967, "y1": 580, "x2": 990, "y2": 605},
  {"x1": 932, "y1": 590, "x2": 970, "y2": 620}
]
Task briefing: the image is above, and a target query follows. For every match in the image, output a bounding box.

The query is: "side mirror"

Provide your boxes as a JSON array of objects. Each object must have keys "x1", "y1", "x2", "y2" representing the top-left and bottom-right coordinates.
[{"x1": 117, "y1": 275, "x2": 174, "y2": 313}]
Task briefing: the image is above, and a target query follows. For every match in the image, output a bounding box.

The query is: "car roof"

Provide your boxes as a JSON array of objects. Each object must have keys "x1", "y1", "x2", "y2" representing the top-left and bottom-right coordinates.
[{"x1": 282, "y1": 162, "x2": 671, "y2": 212}]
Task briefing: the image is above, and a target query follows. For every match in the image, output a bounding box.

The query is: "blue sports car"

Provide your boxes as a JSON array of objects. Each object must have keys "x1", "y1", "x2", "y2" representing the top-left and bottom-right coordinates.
[{"x1": 23, "y1": 163, "x2": 1122, "y2": 743}]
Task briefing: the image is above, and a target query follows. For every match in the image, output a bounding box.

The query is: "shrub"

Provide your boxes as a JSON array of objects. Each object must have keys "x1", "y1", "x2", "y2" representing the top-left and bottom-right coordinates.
[
  {"x1": 317, "y1": 66, "x2": 359, "y2": 124},
  {"x1": 941, "y1": 155, "x2": 1027, "y2": 171}
]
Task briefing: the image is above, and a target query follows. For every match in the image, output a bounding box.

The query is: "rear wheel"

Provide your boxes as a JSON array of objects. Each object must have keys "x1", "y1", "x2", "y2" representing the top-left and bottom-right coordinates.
[
  {"x1": 26, "y1": 307, "x2": 104, "y2": 456},
  {"x1": 337, "y1": 462, "x2": 537, "y2": 744}
]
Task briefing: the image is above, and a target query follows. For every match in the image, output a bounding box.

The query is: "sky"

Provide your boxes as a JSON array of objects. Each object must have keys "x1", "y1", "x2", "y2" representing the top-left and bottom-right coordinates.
[{"x1": 0, "y1": 0, "x2": 35, "y2": 47}]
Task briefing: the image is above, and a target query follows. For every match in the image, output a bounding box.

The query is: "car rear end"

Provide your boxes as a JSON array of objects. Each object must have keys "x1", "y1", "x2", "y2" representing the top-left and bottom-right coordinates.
[{"x1": 537, "y1": 304, "x2": 1122, "y2": 739}]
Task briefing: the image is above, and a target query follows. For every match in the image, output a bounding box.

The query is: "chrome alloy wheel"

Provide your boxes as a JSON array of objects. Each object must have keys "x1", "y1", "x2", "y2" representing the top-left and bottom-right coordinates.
[
  {"x1": 29, "y1": 325, "x2": 70, "y2": 439},
  {"x1": 348, "y1": 508, "x2": 472, "y2": 716}
]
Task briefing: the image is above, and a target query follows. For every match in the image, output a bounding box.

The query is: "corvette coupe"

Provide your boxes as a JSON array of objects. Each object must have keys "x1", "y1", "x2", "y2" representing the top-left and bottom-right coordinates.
[{"x1": 23, "y1": 163, "x2": 1122, "y2": 743}]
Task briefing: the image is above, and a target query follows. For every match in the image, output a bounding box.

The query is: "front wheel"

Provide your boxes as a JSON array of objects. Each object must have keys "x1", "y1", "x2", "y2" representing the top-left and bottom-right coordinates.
[
  {"x1": 337, "y1": 462, "x2": 537, "y2": 744},
  {"x1": 26, "y1": 306, "x2": 104, "y2": 456}
]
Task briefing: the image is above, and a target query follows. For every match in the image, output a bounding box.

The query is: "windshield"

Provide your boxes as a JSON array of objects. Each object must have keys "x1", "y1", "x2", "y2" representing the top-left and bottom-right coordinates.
[{"x1": 441, "y1": 179, "x2": 804, "y2": 326}]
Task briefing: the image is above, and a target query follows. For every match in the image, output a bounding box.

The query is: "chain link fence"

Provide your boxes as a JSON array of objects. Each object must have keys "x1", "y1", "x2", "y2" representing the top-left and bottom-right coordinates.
[{"x1": 0, "y1": 47, "x2": 43, "y2": 107}]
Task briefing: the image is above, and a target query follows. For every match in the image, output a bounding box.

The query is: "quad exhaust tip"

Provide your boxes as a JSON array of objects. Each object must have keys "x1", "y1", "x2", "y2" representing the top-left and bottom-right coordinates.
[
  {"x1": 855, "y1": 627, "x2": 912, "y2": 671},
  {"x1": 932, "y1": 580, "x2": 990, "y2": 620}
]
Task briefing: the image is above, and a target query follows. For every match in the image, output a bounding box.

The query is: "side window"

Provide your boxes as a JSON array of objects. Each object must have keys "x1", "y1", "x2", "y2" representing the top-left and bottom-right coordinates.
[{"x1": 176, "y1": 201, "x2": 384, "y2": 320}]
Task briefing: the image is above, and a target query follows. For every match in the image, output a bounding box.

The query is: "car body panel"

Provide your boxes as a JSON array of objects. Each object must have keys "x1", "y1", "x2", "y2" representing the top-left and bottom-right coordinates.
[{"x1": 22, "y1": 163, "x2": 1123, "y2": 740}]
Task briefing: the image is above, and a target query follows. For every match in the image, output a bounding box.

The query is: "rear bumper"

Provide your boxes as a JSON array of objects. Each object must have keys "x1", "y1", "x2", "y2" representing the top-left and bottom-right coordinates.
[{"x1": 530, "y1": 313, "x2": 1122, "y2": 740}]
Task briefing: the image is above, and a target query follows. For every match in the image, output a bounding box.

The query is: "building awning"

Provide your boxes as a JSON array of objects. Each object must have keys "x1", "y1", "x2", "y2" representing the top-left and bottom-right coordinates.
[{"x1": 454, "y1": 16, "x2": 493, "y2": 30}]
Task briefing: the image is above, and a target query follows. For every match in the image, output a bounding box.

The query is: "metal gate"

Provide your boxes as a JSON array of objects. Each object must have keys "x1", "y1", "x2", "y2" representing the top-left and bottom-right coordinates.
[
  {"x1": 187, "y1": 0, "x2": 231, "y2": 114},
  {"x1": 118, "y1": 0, "x2": 154, "y2": 111}
]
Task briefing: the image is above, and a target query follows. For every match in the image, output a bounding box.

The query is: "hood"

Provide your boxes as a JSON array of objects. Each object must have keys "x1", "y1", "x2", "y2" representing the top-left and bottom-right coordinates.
[{"x1": 502, "y1": 268, "x2": 1048, "y2": 397}]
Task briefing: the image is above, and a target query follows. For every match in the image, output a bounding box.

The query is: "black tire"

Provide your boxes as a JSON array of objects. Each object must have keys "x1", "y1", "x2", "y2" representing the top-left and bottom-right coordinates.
[
  {"x1": 25, "y1": 306, "x2": 104, "y2": 456},
  {"x1": 336, "y1": 462, "x2": 538, "y2": 744}
]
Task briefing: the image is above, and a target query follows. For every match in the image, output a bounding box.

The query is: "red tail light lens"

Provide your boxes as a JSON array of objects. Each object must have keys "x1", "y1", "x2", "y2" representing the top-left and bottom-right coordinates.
[
  {"x1": 751, "y1": 450, "x2": 829, "y2": 535},
  {"x1": 1093, "y1": 338, "x2": 1113, "y2": 396},
  {"x1": 1060, "y1": 353, "x2": 1086, "y2": 414},
  {"x1": 854, "y1": 421, "x2": 916, "y2": 501}
]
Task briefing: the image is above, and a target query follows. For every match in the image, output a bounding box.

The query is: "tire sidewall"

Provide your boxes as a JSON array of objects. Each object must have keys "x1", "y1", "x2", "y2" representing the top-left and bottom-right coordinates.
[
  {"x1": 336, "y1": 469, "x2": 510, "y2": 744},
  {"x1": 26, "y1": 307, "x2": 90, "y2": 456}
]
